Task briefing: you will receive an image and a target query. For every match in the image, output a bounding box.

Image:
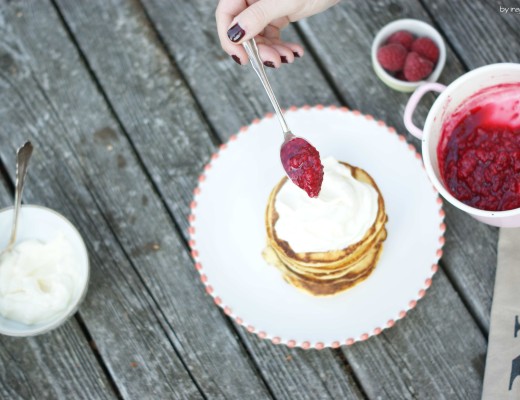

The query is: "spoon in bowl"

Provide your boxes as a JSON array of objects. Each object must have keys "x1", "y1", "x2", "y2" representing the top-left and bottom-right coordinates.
[
  {"x1": 242, "y1": 39, "x2": 324, "y2": 198},
  {"x1": 0, "y1": 141, "x2": 33, "y2": 258}
]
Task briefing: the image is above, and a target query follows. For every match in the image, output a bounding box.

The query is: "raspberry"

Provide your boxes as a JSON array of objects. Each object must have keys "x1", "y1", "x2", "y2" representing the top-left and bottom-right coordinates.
[
  {"x1": 411, "y1": 37, "x2": 439, "y2": 64},
  {"x1": 377, "y1": 43, "x2": 407, "y2": 72},
  {"x1": 403, "y1": 52, "x2": 434, "y2": 81},
  {"x1": 280, "y1": 137, "x2": 324, "y2": 198},
  {"x1": 386, "y1": 30, "x2": 415, "y2": 50}
]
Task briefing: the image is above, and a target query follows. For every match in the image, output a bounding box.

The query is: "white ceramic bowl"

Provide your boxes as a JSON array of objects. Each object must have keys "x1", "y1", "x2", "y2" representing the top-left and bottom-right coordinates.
[
  {"x1": 372, "y1": 19, "x2": 446, "y2": 92},
  {"x1": 0, "y1": 205, "x2": 90, "y2": 336},
  {"x1": 404, "y1": 63, "x2": 520, "y2": 227}
]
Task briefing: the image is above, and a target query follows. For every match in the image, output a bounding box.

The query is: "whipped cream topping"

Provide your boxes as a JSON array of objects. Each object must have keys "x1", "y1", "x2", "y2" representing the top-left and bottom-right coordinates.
[
  {"x1": 274, "y1": 157, "x2": 379, "y2": 253},
  {"x1": 0, "y1": 234, "x2": 80, "y2": 325}
]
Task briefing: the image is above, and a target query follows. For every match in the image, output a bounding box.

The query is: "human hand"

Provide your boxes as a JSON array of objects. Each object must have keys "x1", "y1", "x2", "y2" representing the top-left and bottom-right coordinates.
[{"x1": 216, "y1": 0, "x2": 339, "y2": 68}]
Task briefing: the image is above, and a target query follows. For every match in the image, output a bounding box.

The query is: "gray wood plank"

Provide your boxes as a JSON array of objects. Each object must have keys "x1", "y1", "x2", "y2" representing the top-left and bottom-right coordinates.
[
  {"x1": 0, "y1": 1, "x2": 260, "y2": 398},
  {"x1": 0, "y1": 3, "x2": 201, "y2": 399},
  {"x1": 422, "y1": 0, "x2": 520, "y2": 68},
  {"x1": 53, "y1": 0, "x2": 365, "y2": 398},
  {"x1": 0, "y1": 175, "x2": 116, "y2": 399},
  {"x1": 141, "y1": 0, "x2": 489, "y2": 398},
  {"x1": 0, "y1": 321, "x2": 117, "y2": 400},
  {"x1": 348, "y1": 268, "x2": 486, "y2": 399}
]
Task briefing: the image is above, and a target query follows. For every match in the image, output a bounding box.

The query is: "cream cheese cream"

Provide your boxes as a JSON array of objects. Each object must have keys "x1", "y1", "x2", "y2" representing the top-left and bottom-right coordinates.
[
  {"x1": 274, "y1": 157, "x2": 379, "y2": 253},
  {"x1": 0, "y1": 234, "x2": 80, "y2": 325}
]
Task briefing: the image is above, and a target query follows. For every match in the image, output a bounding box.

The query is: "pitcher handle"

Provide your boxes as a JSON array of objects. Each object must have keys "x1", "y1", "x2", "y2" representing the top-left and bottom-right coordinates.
[{"x1": 404, "y1": 82, "x2": 447, "y2": 139}]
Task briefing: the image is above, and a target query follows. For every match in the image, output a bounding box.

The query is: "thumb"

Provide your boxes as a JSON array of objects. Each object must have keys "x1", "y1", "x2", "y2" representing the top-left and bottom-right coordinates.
[{"x1": 227, "y1": 0, "x2": 296, "y2": 43}]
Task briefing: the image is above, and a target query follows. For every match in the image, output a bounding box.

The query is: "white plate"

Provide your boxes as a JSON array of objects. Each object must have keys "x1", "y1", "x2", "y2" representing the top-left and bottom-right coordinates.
[{"x1": 190, "y1": 106, "x2": 444, "y2": 349}]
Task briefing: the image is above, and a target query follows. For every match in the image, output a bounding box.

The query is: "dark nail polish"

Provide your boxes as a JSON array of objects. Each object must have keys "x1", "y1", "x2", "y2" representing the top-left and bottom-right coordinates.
[
  {"x1": 263, "y1": 61, "x2": 275, "y2": 68},
  {"x1": 227, "y1": 23, "x2": 245, "y2": 42},
  {"x1": 293, "y1": 52, "x2": 301, "y2": 58},
  {"x1": 231, "y1": 55, "x2": 241, "y2": 65},
  {"x1": 281, "y1": 56, "x2": 288, "y2": 64}
]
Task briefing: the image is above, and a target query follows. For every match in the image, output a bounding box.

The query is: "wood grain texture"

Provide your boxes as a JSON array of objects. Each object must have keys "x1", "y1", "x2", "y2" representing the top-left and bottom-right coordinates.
[
  {"x1": 141, "y1": 0, "x2": 339, "y2": 140},
  {"x1": 0, "y1": 1, "x2": 217, "y2": 399},
  {"x1": 142, "y1": 0, "x2": 489, "y2": 397},
  {"x1": 10, "y1": 0, "x2": 275, "y2": 398},
  {"x1": 53, "y1": 0, "x2": 365, "y2": 398},
  {"x1": 348, "y1": 268, "x2": 486, "y2": 399},
  {"x1": 0, "y1": 184, "x2": 115, "y2": 399},
  {"x1": 0, "y1": 321, "x2": 116, "y2": 400},
  {"x1": 422, "y1": 0, "x2": 520, "y2": 68}
]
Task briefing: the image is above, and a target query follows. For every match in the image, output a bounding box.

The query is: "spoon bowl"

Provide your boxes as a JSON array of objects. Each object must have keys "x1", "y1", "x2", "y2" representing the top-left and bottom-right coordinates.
[{"x1": 242, "y1": 39, "x2": 324, "y2": 197}]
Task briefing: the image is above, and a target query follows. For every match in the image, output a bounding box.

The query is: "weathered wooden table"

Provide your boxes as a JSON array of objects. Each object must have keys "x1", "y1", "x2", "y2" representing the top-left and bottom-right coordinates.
[{"x1": 0, "y1": 1, "x2": 518, "y2": 398}]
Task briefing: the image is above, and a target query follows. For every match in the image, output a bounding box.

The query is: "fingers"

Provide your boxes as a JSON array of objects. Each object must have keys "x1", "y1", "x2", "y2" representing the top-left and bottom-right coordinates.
[
  {"x1": 216, "y1": 0, "x2": 307, "y2": 66},
  {"x1": 263, "y1": 25, "x2": 304, "y2": 60},
  {"x1": 257, "y1": 43, "x2": 283, "y2": 68},
  {"x1": 254, "y1": 37, "x2": 298, "y2": 67},
  {"x1": 227, "y1": 0, "x2": 296, "y2": 44},
  {"x1": 270, "y1": 44, "x2": 295, "y2": 64},
  {"x1": 275, "y1": 41, "x2": 305, "y2": 58},
  {"x1": 216, "y1": 0, "x2": 249, "y2": 63}
]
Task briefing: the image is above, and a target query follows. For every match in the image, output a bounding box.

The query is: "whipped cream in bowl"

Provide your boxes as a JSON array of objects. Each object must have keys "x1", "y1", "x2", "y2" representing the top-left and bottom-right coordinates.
[
  {"x1": 0, "y1": 205, "x2": 89, "y2": 336},
  {"x1": 274, "y1": 157, "x2": 379, "y2": 253}
]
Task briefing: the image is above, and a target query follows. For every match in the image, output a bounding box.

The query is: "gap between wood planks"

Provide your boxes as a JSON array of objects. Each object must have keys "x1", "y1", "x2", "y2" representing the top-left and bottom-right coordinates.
[
  {"x1": 438, "y1": 259, "x2": 488, "y2": 337},
  {"x1": 0, "y1": 158, "x2": 14, "y2": 196},
  {"x1": 75, "y1": 176, "x2": 209, "y2": 399},
  {"x1": 48, "y1": 1, "x2": 275, "y2": 398},
  {"x1": 75, "y1": 314, "x2": 124, "y2": 400}
]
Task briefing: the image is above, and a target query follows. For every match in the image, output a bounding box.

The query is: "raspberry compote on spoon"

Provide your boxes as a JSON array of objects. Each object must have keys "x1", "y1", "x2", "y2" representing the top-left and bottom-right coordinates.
[{"x1": 243, "y1": 39, "x2": 324, "y2": 197}]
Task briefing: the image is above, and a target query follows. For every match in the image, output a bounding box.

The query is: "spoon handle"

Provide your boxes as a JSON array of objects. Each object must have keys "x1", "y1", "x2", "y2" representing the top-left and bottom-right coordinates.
[
  {"x1": 243, "y1": 39, "x2": 292, "y2": 139},
  {"x1": 7, "y1": 141, "x2": 33, "y2": 248}
]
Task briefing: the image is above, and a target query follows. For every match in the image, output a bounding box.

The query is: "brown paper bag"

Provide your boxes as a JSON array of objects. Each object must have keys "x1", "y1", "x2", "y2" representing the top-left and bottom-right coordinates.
[{"x1": 482, "y1": 228, "x2": 520, "y2": 399}]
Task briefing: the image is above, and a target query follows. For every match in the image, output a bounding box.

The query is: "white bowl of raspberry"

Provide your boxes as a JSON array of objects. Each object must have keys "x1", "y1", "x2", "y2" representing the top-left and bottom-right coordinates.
[
  {"x1": 372, "y1": 19, "x2": 446, "y2": 92},
  {"x1": 404, "y1": 63, "x2": 520, "y2": 227}
]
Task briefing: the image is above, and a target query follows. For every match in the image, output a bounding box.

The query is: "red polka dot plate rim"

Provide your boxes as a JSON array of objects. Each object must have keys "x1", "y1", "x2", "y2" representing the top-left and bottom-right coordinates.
[{"x1": 189, "y1": 106, "x2": 445, "y2": 349}]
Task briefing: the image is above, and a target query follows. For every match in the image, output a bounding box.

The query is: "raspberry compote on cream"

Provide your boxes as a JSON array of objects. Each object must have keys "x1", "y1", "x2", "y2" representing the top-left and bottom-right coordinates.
[
  {"x1": 438, "y1": 83, "x2": 520, "y2": 211},
  {"x1": 280, "y1": 137, "x2": 324, "y2": 198}
]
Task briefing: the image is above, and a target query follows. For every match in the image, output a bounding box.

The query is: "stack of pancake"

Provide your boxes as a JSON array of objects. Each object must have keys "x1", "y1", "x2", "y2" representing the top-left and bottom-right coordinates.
[{"x1": 263, "y1": 161, "x2": 388, "y2": 296}]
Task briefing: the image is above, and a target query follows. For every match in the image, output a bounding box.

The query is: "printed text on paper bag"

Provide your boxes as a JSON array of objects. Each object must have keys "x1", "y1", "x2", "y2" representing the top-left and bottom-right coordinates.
[{"x1": 511, "y1": 316, "x2": 520, "y2": 390}]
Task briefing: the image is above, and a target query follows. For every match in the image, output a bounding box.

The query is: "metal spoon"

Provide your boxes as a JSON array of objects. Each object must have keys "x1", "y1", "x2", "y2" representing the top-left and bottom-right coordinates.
[
  {"x1": 242, "y1": 39, "x2": 323, "y2": 197},
  {"x1": 0, "y1": 141, "x2": 33, "y2": 258}
]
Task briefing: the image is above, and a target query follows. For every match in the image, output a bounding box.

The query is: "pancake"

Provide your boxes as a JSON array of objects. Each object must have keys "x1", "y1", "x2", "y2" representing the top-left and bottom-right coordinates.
[
  {"x1": 263, "y1": 161, "x2": 388, "y2": 296},
  {"x1": 263, "y1": 242, "x2": 384, "y2": 296}
]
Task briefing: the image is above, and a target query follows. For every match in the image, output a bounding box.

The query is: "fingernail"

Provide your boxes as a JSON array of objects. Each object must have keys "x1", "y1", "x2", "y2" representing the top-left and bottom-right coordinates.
[
  {"x1": 263, "y1": 61, "x2": 275, "y2": 68},
  {"x1": 293, "y1": 52, "x2": 301, "y2": 58},
  {"x1": 231, "y1": 55, "x2": 241, "y2": 65},
  {"x1": 227, "y1": 23, "x2": 245, "y2": 43},
  {"x1": 281, "y1": 56, "x2": 288, "y2": 64}
]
